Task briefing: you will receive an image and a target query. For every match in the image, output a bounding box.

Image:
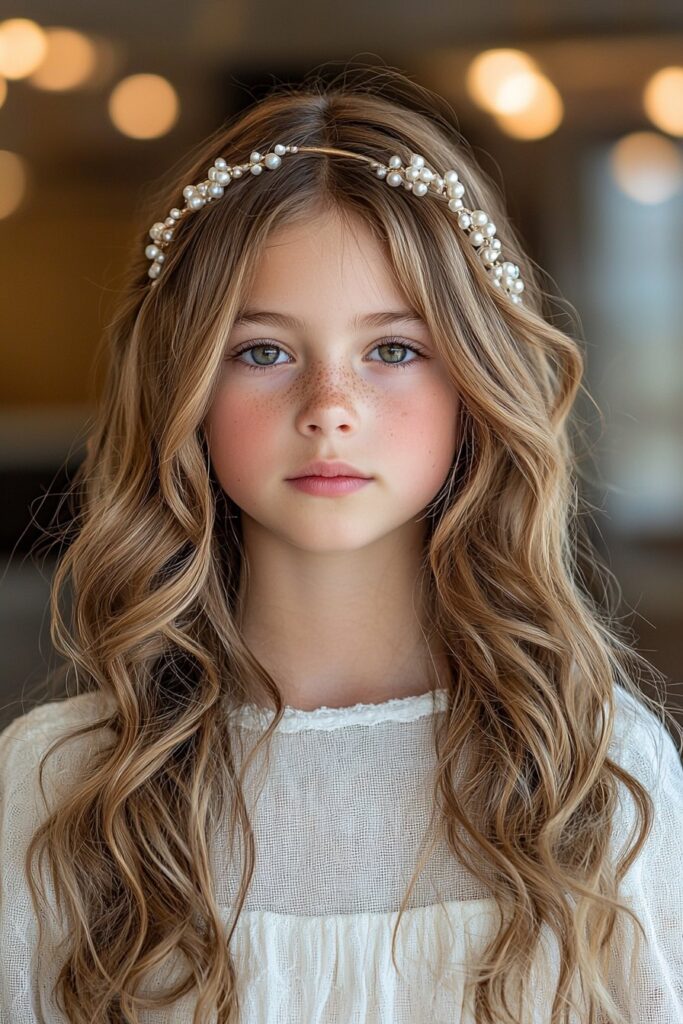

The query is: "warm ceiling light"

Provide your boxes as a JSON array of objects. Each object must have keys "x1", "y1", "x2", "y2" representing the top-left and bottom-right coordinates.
[
  {"x1": 493, "y1": 73, "x2": 564, "y2": 140},
  {"x1": 0, "y1": 18, "x2": 47, "y2": 79},
  {"x1": 466, "y1": 49, "x2": 539, "y2": 114},
  {"x1": 610, "y1": 131, "x2": 683, "y2": 204},
  {"x1": 643, "y1": 66, "x2": 683, "y2": 137},
  {"x1": 493, "y1": 70, "x2": 543, "y2": 115},
  {"x1": 28, "y1": 27, "x2": 98, "y2": 91},
  {"x1": 108, "y1": 73, "x2": 180, "y2": 140}
]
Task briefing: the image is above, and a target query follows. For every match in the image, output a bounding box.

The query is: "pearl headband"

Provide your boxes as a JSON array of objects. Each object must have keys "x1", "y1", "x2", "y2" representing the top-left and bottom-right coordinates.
[{"x1": 145, "y1": 143, "x2": 525, "y2": 305}]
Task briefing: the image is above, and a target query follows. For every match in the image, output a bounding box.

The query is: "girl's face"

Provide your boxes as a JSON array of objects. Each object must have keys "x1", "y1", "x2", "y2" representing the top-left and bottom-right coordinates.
[{"x1": 204, "y1": 208, "x2": 460, "y2": 552}]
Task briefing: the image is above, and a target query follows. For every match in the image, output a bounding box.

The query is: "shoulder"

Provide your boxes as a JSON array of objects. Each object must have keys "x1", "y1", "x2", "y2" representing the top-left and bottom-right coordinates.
[
  {"x1": 0, "y1": 689, "x2": 115, "y2": 752},
  {"x1": 608, "y1": 685, "x2": 683, "y2": 869},
  {"x1": 0, "y1": 691, "x2": 116, "y2": 807},
  {"x1": 609, "y1": 683, "x2": 683, "y2": 792}
]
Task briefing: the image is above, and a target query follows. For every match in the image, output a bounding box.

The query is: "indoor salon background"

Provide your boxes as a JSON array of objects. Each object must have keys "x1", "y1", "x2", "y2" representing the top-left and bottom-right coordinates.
[{"x1": 0, "y1": 4, "x2": 681, "y2": 741}]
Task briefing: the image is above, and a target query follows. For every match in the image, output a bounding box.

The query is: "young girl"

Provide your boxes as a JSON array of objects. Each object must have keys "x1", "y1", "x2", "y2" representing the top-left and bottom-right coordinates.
[{"x1": 1, "y1": 64, "x2": 681, "y2": 1024}]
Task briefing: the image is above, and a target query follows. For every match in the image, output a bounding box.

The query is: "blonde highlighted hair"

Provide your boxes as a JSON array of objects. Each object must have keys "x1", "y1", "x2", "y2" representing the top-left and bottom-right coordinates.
[{"x1": 22, "y1": 62, "x2": 681, "y2": 1022}]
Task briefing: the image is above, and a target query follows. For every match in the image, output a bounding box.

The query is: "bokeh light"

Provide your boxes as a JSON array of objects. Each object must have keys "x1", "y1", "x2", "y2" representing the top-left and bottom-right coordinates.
[
  {"x1": 0, "y1": 18, "x2": 47, "y2": 79},
  {"x1": 108, "y1": 73, "x2": 180, "y2": 139},
  {"x1": 643, "y1": 66, "x2": 683, "y2": 137},
  {"x1": 28, "y1": 27, "x2": 98, "y2": 91},
  {"x1": 0, "y1": 150, "x2": 28, "y2": 219},
  {"x1": 609, "y1": 131, "x2": 683, "y2": 203},
  {"x1": 466, "y1": 49, "x2": 540, "y2": 114}
]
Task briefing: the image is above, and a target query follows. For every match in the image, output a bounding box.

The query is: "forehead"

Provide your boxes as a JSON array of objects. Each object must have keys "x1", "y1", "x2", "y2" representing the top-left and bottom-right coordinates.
[{"x1": 239, "y1": 209, "x2": 415, "y2": 319}]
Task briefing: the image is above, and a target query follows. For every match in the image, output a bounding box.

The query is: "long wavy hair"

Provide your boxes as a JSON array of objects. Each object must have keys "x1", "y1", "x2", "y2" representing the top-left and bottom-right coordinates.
[{"x1": 22, "y1": 62, "x2": 681, "y2": 1023}]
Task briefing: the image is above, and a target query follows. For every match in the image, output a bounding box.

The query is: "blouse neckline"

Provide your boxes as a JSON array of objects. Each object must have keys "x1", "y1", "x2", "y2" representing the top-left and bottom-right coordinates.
[{"x1": 228, "y1": 687, "x2": 451, "y2": 733}]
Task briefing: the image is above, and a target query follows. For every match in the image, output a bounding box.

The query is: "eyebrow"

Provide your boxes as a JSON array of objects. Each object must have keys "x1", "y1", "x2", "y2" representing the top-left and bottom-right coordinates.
[{"x1": 232, "y1": 308, "x2": 427, "y2": 330}]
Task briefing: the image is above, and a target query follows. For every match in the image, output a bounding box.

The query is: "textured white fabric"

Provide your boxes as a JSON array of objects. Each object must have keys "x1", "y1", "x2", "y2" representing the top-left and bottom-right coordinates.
[{"x1": 0, "y1": 683, "x2": 681, "y2": 1023}]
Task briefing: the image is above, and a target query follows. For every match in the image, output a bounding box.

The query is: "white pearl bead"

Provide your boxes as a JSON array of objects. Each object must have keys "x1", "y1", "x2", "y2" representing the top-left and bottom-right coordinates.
[
  {"x1": 484, "y1": 222, "x2": 496, "y2": 237},
  {"x1": 264, "y1": 153, "x2": 282, "y2": 169},
  {"x1": 250, "y1": 163, "x2": 263, "y2": 175},
  {"x1": 448, "y1": 182, "x2": 465, "y2": 199},
  {"x1": 405, "y1": 166, "x2": 421, "y2": 181},
  {"x1": 457, "y1": 213, "x2": 472, "y2": 229},
  {"x1": 469, "y1": 230, "x2": 485, "y2": 246},
  {"x1": 214, "y1": 158, "x2": 227, "y2": 170},
  {"x1": 502, "y1": 261, "x2": 518, "y2": 278},
  {"x1": 448, "y1": 198, "x2": 463, "y2": 211},
  {"x1": 512, "y1": 279, "x2": 524, "y2": 293},
  {"x1": 471, "y1": 210, "x2": 488, "y2": 227},
  {"x1": 412, "y1": 181, "x2": 428, "y2": 196},
  {"x1": 208, "y1": 183, "x2": 224, "y2": 198},
  {"x1": 164, "y1": 217, "x2": 176, "y2": 227},
  {"x1": 389, "y1": 155, "x2": 402, "y2": 168},
  {"x1": 188, "y1": 196, "x2": 204, "y2": 210},
  {"x1": 410, "y1": 153, "x2": 425, "y2": 168},
  {"x1": 145, "y1": 244, "x2": 161, "y2": 260},
  {"x1": 215, "y1": 170, "x2": 230, "y2": 185},
  {"x1": 250, "y1": 151, "x2": 261, "y2": 162},
  {"x1": 444, "y1": 169, "x2": 459, "y2": 185},
  {"x1": 232, "y1": 167, "x2": 242, "y2": 177},
  {"x1": 375, "y1": 166, "x2": 387, "y2": 178},
  {"x1": 162, "y1": 228, "x2": 174, "y2": 241},
  {"x1": 170, "y1": 208, "x2": 182, "y2": 219},
  {"x1": 148, "y1": 263, "x2": 161, "y2": 279},
  {"x1": 274, "y1": 143, "x2": 286, "y2": 155},
  {"x1": 182, "y1": 186, "x2": 195, "y2": 199},
  {"x1": 386, "y1": 170, "x2": 403, "y2": 187},
  {"x1": 420, "y1": 167, "x2": 434, "y2": 182},
  {"x1": 491, "y1": 238, "x2": 502, "y2": 250}
]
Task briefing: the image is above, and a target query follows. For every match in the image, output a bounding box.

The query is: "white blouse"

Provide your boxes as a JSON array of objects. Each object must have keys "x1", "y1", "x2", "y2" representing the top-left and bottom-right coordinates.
[{"x1": 0, "y1": 683, "x2": 681, "y2": 1023}]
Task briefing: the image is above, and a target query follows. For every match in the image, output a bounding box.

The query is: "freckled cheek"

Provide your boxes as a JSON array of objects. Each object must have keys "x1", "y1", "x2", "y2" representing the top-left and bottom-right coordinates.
[
  {"x1": 378, "y1": 387, "x2": 459, "y2": 487},
  {"x1": 207, "y1": 393, "x2": 283, "y2": 494}
]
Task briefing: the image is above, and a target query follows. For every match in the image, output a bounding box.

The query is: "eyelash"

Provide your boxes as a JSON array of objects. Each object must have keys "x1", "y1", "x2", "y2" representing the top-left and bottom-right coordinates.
[{"x1": 229, "y1": 337, "x2": 427, "y2": 373}]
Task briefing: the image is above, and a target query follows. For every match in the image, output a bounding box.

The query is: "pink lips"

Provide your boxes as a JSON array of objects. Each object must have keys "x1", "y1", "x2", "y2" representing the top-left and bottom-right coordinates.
[
  {"x1": 287, "y1": 476, "x2": 373, "y2": 496},
  {"x1": 287, "y1": 459, "x2": 371, "y2": 479},
  {"x1": 286, "y1": 458, "x2": 373, "y2": 495}
]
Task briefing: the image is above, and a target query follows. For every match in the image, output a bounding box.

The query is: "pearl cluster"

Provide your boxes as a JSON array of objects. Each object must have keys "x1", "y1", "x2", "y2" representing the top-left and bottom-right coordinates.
[
  {"x1": 372, "y1": 152, "x2": 524, "y2": 304},
  {"x1": 145, "y1": 143, "x2": 524, "y2": 305}
]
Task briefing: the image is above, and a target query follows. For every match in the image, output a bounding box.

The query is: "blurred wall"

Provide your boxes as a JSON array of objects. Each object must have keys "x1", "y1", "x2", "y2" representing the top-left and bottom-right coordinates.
[{"x1": 0, "y1": 17, "x2": 681, "y2": 737}]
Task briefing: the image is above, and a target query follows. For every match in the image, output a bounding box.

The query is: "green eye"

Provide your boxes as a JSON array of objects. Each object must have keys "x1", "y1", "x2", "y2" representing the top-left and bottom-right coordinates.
[{"x1": 231, "y1": 337, "x2": 427, "y2": 373}]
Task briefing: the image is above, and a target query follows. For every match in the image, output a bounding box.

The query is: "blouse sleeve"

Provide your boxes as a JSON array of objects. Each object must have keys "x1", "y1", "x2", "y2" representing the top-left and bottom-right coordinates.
[
  {"x1": 607, "y1": 688, "x2": 683, "y2": 1022},
  {"x1": 0, "y1": 709, "x2": 45, "y2": 1023},
  {"x1": 0, "y1": 701, "x2": 90, "y2": 1024},
  {"x1": 0, "y1": 695, "x2": 114, "y2": 1024}
]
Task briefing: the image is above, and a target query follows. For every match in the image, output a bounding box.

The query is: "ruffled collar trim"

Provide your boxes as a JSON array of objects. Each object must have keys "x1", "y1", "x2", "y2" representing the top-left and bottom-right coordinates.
[{"x1": 228, "y1": 687, "x2": 451, "y2": 733}]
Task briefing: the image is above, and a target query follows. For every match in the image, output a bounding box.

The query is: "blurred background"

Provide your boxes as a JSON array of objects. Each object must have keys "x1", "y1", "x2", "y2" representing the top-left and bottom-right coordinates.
[{"x1": 0, "y1": 5, "x2": 681, "y2": 735}]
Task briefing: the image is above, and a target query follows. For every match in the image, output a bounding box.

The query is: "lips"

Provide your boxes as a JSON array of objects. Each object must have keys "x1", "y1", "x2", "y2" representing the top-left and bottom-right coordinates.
[{"x1": 288, "y1": 460, "x2": 371, "y2": 479}]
